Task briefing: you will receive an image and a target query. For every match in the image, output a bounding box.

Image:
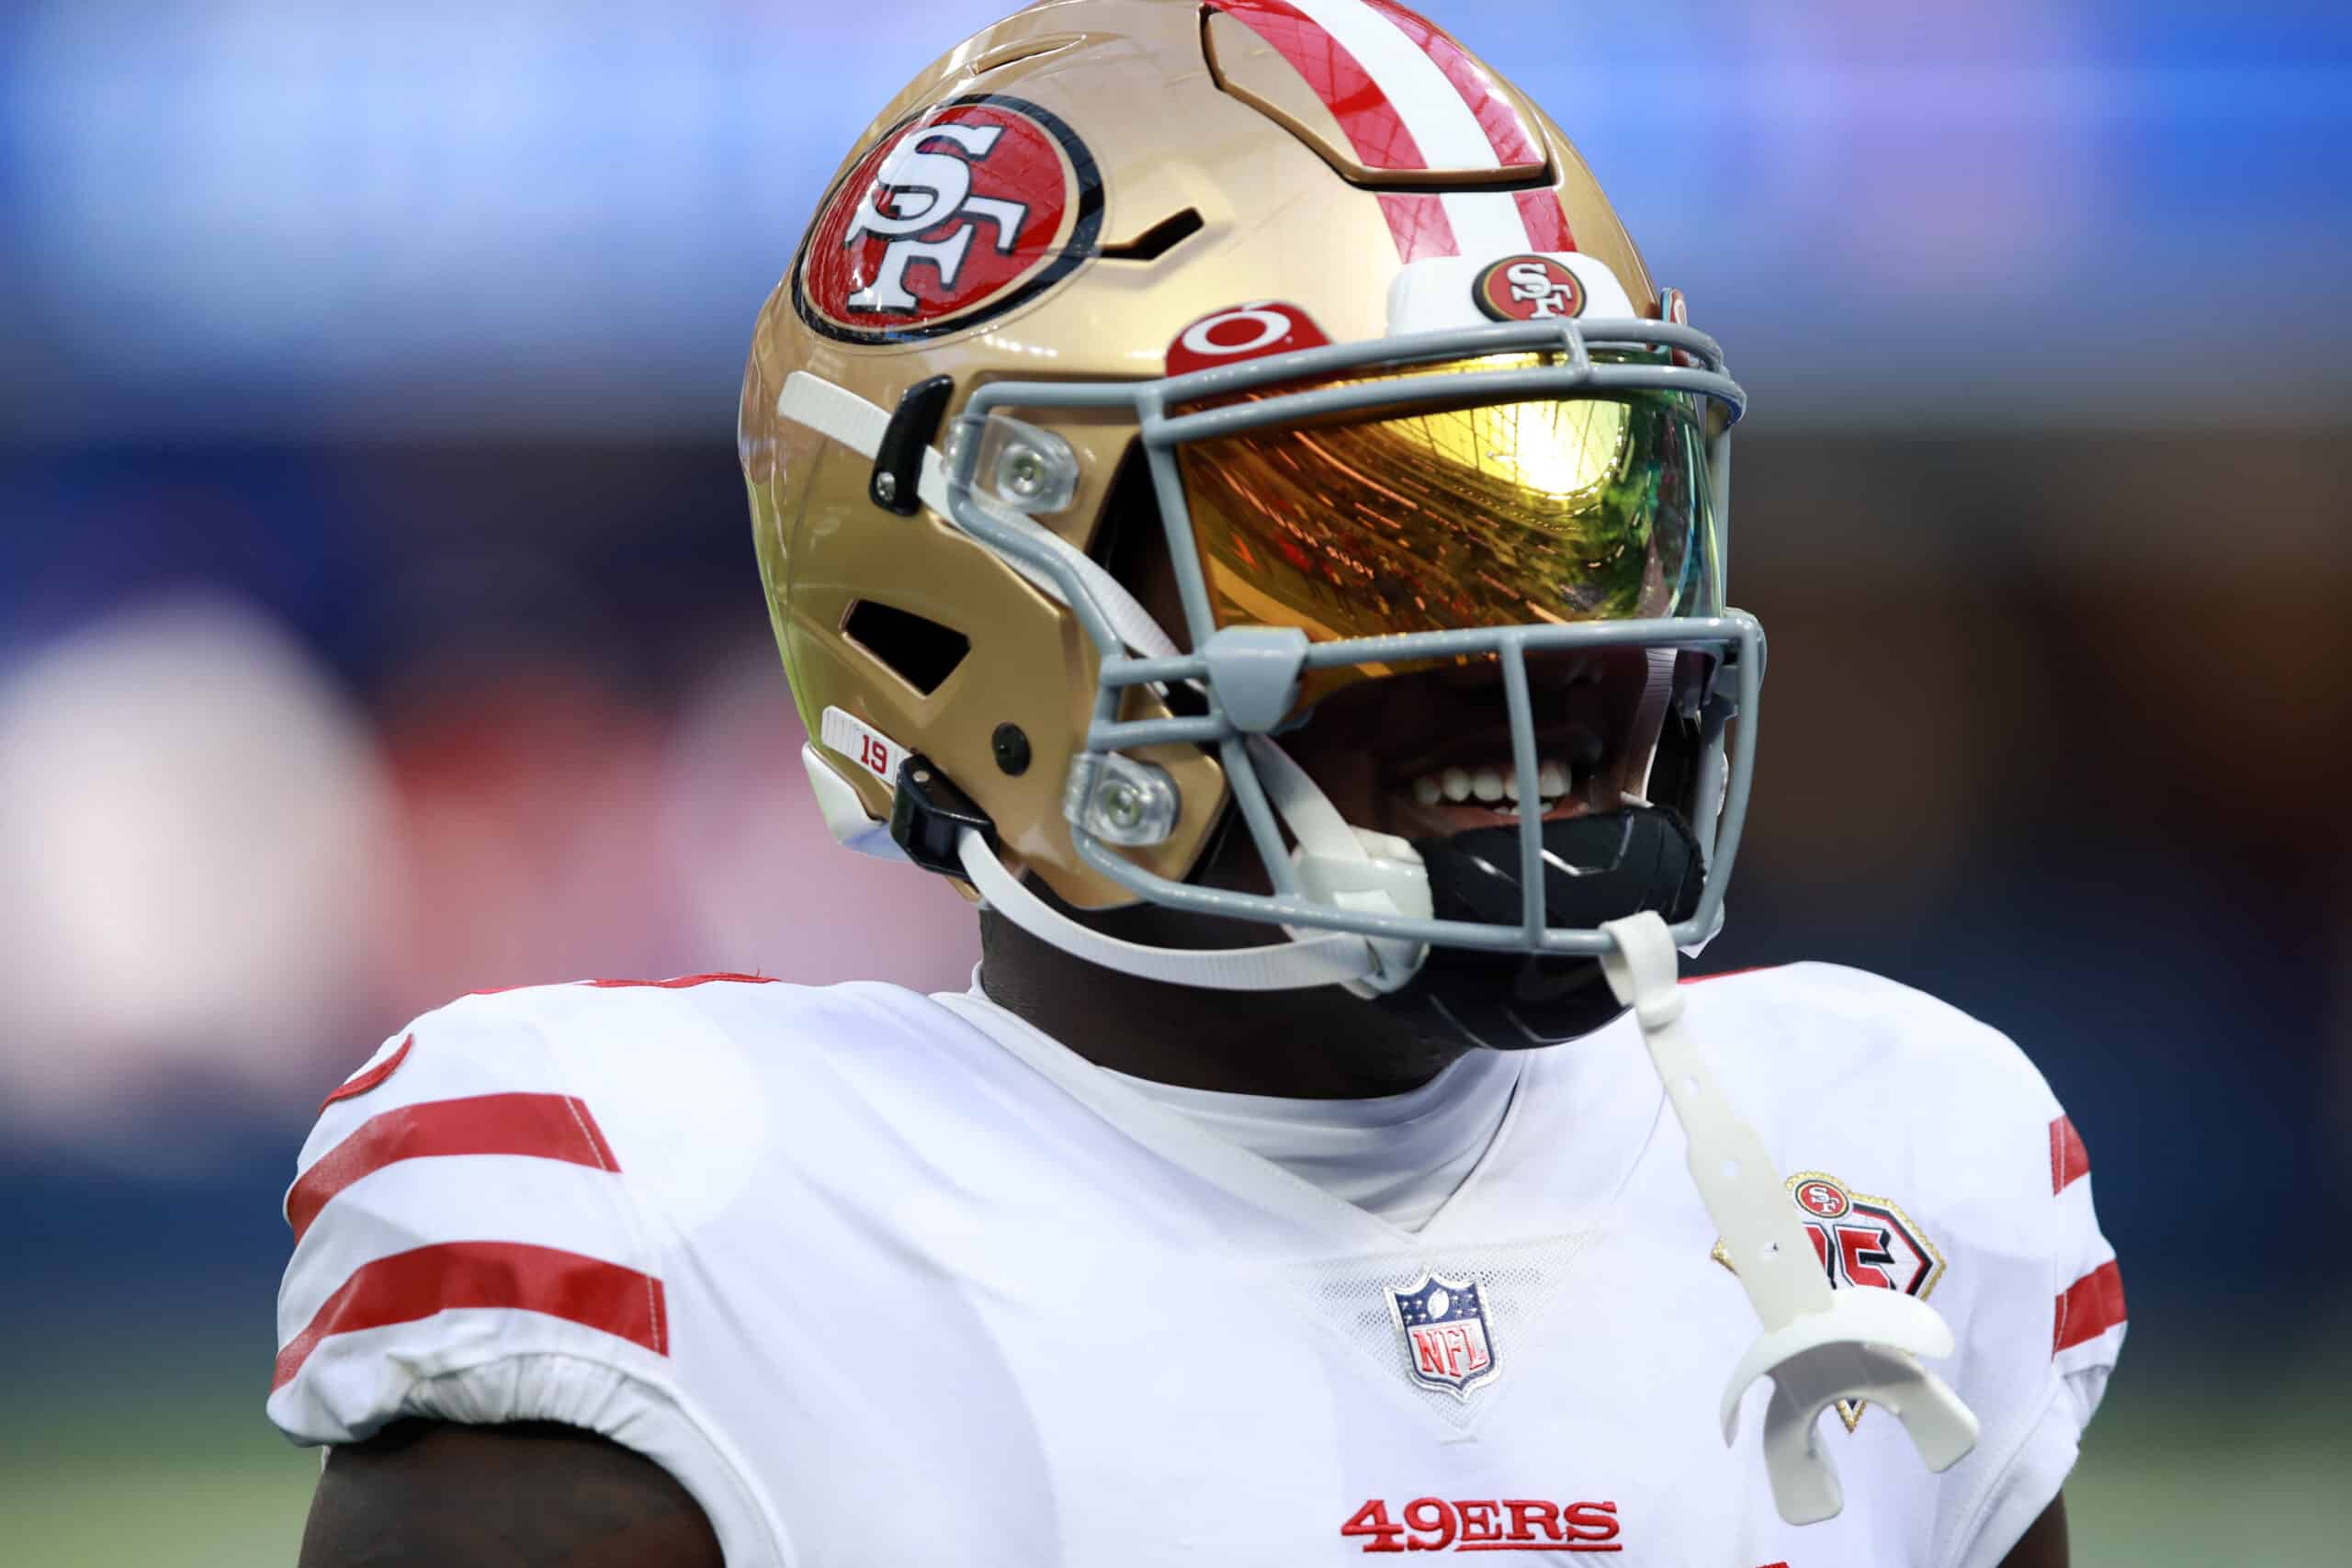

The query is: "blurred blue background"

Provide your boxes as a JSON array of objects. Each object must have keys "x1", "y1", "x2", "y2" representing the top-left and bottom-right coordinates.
[{"x1": 2, "y1": 2, "x2": 2346, "y2": 1562}]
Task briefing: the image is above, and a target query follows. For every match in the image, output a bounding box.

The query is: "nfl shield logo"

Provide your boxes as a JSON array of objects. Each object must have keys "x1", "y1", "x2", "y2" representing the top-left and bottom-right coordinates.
[{"x1": 1387, "y1": 1273, "x2": 1498, "y2": 1399}]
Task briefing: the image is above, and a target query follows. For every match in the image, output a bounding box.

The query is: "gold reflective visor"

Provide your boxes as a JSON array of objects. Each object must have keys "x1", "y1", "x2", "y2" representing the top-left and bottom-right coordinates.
[{"x1": 1173, "y1": 353, "x2": 1713, "y2": 702}]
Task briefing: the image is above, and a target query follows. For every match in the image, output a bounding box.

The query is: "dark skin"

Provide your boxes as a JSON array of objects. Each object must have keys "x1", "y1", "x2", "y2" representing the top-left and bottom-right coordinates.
[
  {"x1": 300, "y1": 1420, "x2": 720, "y2": 1567},
  {"x1": 299, "y1": 522, "x2": 2073, "y2": 1567},
  {"x1": 973, "y1": 526, "x2": 1657, "y2": 1098},
  {"x1": 977, "y1": 651, "x2": 1652, "y2": 1097}
]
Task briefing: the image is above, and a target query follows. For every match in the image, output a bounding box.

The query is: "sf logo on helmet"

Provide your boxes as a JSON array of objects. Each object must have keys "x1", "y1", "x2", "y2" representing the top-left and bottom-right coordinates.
[
  {"x1": 841, "y1": 124, "x2": 1029, "y2": 314},
  {"x1": 1473, "y1": 255, "x2": 1588, "y2": 323},
  {"x1": 797, "y1": 96, "x2": 1102, "y2": 345}
]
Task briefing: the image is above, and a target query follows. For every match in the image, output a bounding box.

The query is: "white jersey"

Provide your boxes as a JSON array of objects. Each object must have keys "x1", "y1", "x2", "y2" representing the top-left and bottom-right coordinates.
[{"x1": 270, "y1": 964, "x2": 2122, "y2": 1568}]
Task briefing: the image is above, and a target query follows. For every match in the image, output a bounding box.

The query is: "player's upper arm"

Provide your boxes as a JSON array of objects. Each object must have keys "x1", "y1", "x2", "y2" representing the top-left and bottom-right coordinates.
[
  {"x1": 1996, "y1": 1494, "x2": 2068, "y2": 1568},
  {"x1": 270, "y1": 996, "x2": 672, "y2": 1443},
  {"x1": 1705, "y1": 965, "x2": 2115, "y2": 1568},
  {"x1": 1791, "y1": 967, "x2": 2118, "y2": 1568},
  {"x1": 268, "y1": 987, "x2": 786, "y2": 1566},
  {"x1": 300, "y1": 1418, "x2": 721, "y2": 1568}
]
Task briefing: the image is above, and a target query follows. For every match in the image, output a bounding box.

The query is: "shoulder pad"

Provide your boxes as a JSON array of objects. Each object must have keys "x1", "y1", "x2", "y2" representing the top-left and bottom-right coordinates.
[{"x1": 270, "y1": 977, "x2": 787, "y2": 1442}]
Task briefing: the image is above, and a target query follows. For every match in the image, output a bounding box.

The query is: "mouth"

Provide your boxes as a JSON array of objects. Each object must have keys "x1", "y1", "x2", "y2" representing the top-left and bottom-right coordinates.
[
  {"x1": 1389, "y1": 739, "x2": 1623, "y2": 837},
  {"x1": 1272, "y1": 650, "x2": 1653, "y2": 843}
]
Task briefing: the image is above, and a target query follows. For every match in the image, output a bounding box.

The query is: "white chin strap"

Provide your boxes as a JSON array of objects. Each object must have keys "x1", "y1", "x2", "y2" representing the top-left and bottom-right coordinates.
[
  {"x1": 953, "y1": 738, "x2": 1429, "y2": 994},
  {"x1": 777, "y1": 370, "x2": 1424, "y2": 995},
  {"x1": 1599, "y1": 914, "x2": 1980, "y2": 1524},
  {"x1": 952, "y1": 829, "x2": 1379, "y2": 990}
]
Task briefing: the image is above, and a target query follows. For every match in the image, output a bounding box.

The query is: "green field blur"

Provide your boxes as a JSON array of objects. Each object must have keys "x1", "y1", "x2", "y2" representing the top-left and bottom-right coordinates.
[{"x1": 6, "y1": 1338, "x2": 2344, "y2": 1566}]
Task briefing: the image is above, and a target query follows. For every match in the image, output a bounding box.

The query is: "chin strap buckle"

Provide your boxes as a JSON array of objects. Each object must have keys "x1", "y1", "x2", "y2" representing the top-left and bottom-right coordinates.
[
  {"x1": 1290, "y1": 826, "x2": 1432, "y2": 997},
  {"x1": 1599, "y1": 913, "x2": 1979, "y2": 1526},
  {"x1": 889, "y1": 754, "x2": 995, "y2": 877}
]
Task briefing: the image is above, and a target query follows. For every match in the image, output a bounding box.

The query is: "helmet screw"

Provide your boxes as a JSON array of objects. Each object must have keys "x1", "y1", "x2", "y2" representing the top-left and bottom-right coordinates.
[
  {"x1": 991, "y1": 723, "x2": 1032, "y2": 776},
  {"x1": 872, "y1": 471, "x2": 899, "y2": 506},
  {"x1": 1100, "y1": 782, "x2": 1143, "y2": 830},
  {"x1": 1002, "y1": 446, "x2": 1046, "y2": 498}
]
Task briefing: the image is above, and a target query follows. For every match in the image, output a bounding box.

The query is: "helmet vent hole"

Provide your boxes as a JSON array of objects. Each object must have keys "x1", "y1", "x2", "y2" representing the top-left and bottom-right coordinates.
[
  {"x1": 1099, "y1": 209, "x2": 1204, "y2": 264},
  {"x1": 842, "y1": 601, "x2": 970, "y2": 696}
]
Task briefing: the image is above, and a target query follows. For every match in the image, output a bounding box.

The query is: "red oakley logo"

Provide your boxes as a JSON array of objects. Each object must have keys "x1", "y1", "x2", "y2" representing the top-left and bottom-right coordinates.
[{"x1": 1164, "y1": 302, "x2": 1330, "y2": 378}]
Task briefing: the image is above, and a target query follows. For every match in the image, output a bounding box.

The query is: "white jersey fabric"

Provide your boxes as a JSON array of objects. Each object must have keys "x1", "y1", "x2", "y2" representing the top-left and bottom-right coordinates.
[
  {"x1": 1101, "y1": 1035, "x2": 1523, "y2": 1233},
  {"x1": 270, "y1": 964, "x2": 2123, "y2": 1568}
]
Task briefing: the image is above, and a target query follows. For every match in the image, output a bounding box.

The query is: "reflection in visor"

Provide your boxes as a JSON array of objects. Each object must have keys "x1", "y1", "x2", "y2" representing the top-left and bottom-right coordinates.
[{"x1": 1174, "y1": 354, "x2": 1714, "y2": 702}]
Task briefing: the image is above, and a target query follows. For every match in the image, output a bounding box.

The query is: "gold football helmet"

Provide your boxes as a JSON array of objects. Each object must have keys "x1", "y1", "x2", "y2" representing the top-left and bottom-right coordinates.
[{"x1": 740, "y1": 0, "x2": 1760, "y2": 1041}]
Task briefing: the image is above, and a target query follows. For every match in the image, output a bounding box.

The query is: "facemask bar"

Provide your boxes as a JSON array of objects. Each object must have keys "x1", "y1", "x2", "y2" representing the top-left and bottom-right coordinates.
[{"x1": 943, "y1": 316, "x2": 1756, "y2": 960}]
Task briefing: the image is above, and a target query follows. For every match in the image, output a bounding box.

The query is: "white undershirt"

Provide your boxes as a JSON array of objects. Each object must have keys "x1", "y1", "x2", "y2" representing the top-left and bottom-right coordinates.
[
  {"x1": 956, "y1": 980, "x2": 1524, "y2": 1232},
  {"x1": 1101, "y1": 1041, "x2": 1525, "y2": 1234}
]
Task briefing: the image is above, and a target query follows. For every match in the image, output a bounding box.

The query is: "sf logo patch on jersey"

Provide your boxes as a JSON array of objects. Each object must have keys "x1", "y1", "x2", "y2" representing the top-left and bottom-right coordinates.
[
  {"x1": 796, "y1": 95, "x2": 1102, "y2": 345},
  {"x1": 1713, "y1": 1171, "x2": 1949, "y2": 1431}
]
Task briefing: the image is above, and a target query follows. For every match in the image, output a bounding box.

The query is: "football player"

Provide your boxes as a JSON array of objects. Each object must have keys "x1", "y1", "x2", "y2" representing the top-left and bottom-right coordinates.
[{"x1": 275, "y1": 4, "x2": 2122, "y2": 1565}]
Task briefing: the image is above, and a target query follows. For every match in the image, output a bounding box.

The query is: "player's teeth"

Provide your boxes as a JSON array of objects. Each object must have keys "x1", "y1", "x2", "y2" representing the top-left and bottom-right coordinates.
[
  {"x1": 1441, "y1": 767, "x2": 1471, "y2": 802},
  {"x1": 1502, "y1": 772, "x2": 1521, "y2": 801},
  {"x1": 1412, "y1": 774, "x2": 1442, "y2": 806},
  {"x1": 1471, "y1": 767, "x2": 1504, "y2": 802},
  {"x1": 1538, "y1": 760, "x2": 1570, "y2": 798}
]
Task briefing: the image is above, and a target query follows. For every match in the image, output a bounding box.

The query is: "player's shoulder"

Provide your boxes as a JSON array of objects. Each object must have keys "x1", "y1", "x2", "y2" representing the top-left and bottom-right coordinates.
[
  {"x1": 274, "y1": 972, "x2": 979, "y2": 1439},
  {"x1": 1686, "y1": 960, "x2": 2061, "y2": 1124},
  {"x1": 322, "y1": 969, "x2": 944, "y2": 1102},
  {"x1": 304, "y1": 971, "x2": 978, "y2": 1179},
  {"x1": 1675, "y1": 962, "x2": 2070, "y2": 1227}
]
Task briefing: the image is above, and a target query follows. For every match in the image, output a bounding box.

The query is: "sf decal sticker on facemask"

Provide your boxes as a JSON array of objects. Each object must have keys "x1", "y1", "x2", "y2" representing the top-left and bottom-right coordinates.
[
  {"x1": 796, "y1": 95, "x2": 1102, "y2": 344},
  {"x1": 1472, "y1": 254, "x2": 1587, "y2": 322},
  {"x1": 1713, "y1": 1170, "x2": 1950, "y2": 1432}
]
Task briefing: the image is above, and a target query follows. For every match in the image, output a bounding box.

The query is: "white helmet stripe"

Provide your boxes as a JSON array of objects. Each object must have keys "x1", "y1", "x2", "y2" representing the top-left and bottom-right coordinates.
[
  {"x1": 1211, "y1": 1, "x2": 1554, "y2": 259},
  {"x1": 1439, "y1": 189, "x2": 1542, "y2": 261},
  {"x1": 1280, "y1": 0, "x2": 1505, "y2": 171}
]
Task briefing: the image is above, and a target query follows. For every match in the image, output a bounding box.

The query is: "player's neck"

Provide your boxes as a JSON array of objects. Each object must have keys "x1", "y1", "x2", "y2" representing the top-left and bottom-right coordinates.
[{"x1": 975, "y1": 910, "x2": 1467, "y2": 1100}]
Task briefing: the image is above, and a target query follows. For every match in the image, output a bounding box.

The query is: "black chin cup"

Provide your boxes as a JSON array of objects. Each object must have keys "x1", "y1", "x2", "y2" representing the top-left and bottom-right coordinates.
[{"x1": 1374, "y1": 807, "x2": 1705, "y2": 1051}]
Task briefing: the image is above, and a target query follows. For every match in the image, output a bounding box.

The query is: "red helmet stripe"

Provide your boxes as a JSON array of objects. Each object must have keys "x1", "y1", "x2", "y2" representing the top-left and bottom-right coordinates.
[
  {"x1": 1357, "y1": 0, "x2": 1545, "y2": 172},
  {"x1": 1514, "y1": 188, "x2": 1577, "y2": 253},
  {"x1": 1378, "y1": 192, "x2": 1463, "y2": 262},
  {"x1": 1209, "y1": 1, "x2": 1573, "y2": 262},
  {"x1": 1207, "y1": 0, "x2": 1432, "y2": 175}
]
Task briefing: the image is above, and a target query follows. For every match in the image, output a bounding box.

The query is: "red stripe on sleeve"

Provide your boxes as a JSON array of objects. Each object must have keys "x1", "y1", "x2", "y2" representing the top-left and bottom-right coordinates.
[
  {"x1": 2050, "y1": 1114, "x2": 2091, "y2": 1194},
  {"x1": 1206, "y1": 1, "x2": 1430, "y2": 173},
  {"x1": 287, "y1": 1093, "x2": 619, "y2": 1244},
  {"x1": 272, "y1": 1241, "x2": 666, "y2": 1390},
  {"x1": 1358, "y1": 0, "x2": 1546, "y2": 169},
  {"x1": 322, "y1": 1035, "x2": 413, "y2": 1111},
  {"x1": 2053, "y1": 1258, "x2": 2126, "y2": 1354}
]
